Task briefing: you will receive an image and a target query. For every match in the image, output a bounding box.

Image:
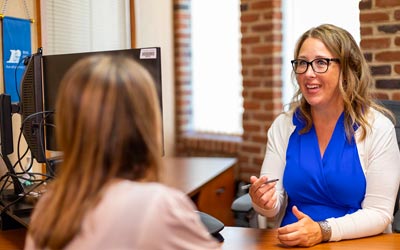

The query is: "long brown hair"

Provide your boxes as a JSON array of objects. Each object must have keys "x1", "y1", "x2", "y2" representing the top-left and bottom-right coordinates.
[
  {"x1": 28, "y1": 54, "x2": 163, "y2": 249},
  {"x1": 290, "y1": 24, "x2": 393, "y2": 141}
]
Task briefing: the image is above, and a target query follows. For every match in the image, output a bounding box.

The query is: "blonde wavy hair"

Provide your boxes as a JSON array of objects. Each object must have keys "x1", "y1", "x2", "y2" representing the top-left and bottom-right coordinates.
[{"x1": 290, "y1": 23, "x2": 393, "y2": 142}]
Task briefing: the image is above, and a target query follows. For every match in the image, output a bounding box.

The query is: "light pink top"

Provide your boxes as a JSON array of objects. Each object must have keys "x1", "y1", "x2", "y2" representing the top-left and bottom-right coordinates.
[{"x1": 25, "y1": 180, "x2": 221, "y2": 250}]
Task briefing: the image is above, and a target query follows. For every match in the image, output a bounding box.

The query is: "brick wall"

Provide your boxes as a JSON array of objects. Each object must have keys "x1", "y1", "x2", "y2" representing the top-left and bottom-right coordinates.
[
  {"x1": 173, "y1": 0, "x2": 400, "y2": 182},
  {"x1": 360, "y1": 0, "x2": 400, "y2": 99},
  {"x1": 173, "y1": 0, "x2": 191, "y2": 137},
  {"x1": 238, "y1": 0, "x2": 283, "y2": 180}
]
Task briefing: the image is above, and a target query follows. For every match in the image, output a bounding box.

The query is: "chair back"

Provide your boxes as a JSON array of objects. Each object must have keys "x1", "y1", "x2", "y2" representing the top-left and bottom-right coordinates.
[
  {"x1": 379, "y1": 100, "x2": 400, "y2": 147},
  {"x1": 379, "y1": 100, "x2": 400, "y2": 231}
]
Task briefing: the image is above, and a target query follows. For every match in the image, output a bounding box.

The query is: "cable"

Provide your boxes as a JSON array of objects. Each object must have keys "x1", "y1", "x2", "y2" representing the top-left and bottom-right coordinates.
[
  {"x1": 18, "y1": 110, "x2": 55, "y2": 172},
  {"x1": 0, "y1": 178, "x2": 47, "y2": 217},
  {"x1": 20, "y1": 110, "x2": 54, "y2": 127},
  {"x1": 16, "y1": 120, "x2": 31, "y2": 173}
]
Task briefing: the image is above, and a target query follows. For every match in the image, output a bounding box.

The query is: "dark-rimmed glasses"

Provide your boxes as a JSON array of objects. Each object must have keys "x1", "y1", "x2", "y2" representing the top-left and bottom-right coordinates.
[{"x1": 291, "y1": 58, "x2": 340, "y2": 74}]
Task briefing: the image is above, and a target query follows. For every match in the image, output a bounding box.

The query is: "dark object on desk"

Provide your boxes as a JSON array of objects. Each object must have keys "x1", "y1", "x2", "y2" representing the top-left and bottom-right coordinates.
[
  {"x1": 0, "y1": 189, "x2": 33, "y2": 230},
  {"x1": 196, "y1": 211, "x2": 224, "y2": 242}
]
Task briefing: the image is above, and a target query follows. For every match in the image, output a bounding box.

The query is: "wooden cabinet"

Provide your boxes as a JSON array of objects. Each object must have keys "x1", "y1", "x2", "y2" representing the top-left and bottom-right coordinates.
[
  {"x1": 195, "y1": 166, "x2": 235, "y2": 226},
  {"x1": 162, "y1": 157, "x2": 236, "y2": 226}
]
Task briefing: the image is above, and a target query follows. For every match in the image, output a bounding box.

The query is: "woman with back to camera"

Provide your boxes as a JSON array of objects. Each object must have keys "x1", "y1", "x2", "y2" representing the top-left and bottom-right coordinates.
[
  {"x1": 24, "y1": 55, "x2": 220, "y2": 250},
  {"x1": 249, "y1": 24, "x2": 400, "y2": 247}
]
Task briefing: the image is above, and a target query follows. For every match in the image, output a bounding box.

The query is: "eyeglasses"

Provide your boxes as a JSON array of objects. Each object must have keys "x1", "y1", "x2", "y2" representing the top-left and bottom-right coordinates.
[{"x1": 291, "y1": 58, "x2": 340, "y2": 74}]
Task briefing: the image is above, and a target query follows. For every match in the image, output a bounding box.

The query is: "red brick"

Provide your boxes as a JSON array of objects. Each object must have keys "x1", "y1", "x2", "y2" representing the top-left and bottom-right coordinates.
[
  {"x1": 395, "y1": 37, "x2": 400, "y2": 46},
  {"x1": 252, "y1": 89, "x2": 273, "y2": 99},
  {"x1": 251, "y1": 1, "x2": 273, "y2": 10},
  {"x1": 396, "y1": 10, "x2": 400, "y2": 20},
  {"x1": 243, "y1": 80, "x2": 261, "y2": 87},
  {"x1": 174, "y1": 13, "x2": 190, "y2": 19},
  {"x1": 359, "y1": 0, "x2": 372, "y2": 10},
  {"x1": 376, "y1": 0, "x2": 400, "y2": 7},
  {"x1": 242, "y1": 36, "x2": 260, "y2": 44},
  {"x1": 241, "y1": 13, "x2": 259, "y2": 23},
  {"x1": 392, "y1": 92, "x2": 400, "y2": 100},
  {"x1": 253, "y1": 67, "x2": 273, "y2": 77},
  {"x1": 360, "y1": 26, "x2": 373, "y2": 36},
  {"x1": 262, "y1": 11, "x2": 283, "y2": 20},
  {"x1": 378, "y1": 25, "x2": 400, "y2": 34},
  {"x1": 242, "y1": 57, "x2": 262, "y2": 66},
  {"x1": 264, "y1": 33, "x2": 283, "y2": 42},
  {"x1": 372, "y1": 92, "x2": 390, "y2": 100},
  {"x1": 252, "y1": 112, "x2": 271, "y2": 122},
  {"x1": 251, "y1": 45, "x2": 274, "y2": 54},
  {"x1": 361, "y1": 38, "x2": 391, "y2": 49},
  {"x1": 241, "y1": 144, "x2": 262, "y2": 154},
  {"x1": 243, "y1": 100, "x2": 261, "y2": 110},
  {"x1": 252, "y1": 23, "x2": 274, "y2": 32},
  {"x1": 375, "y1": 51, "x2": 400, "y2": 61},
  {"x1": 394, "y1": 64, "x2": 400, "y2": 74},
  {"x1": 253, "y1": 156, "x2": 265, "y2": 166},
  {"x1": 262, "y1": 57, "x2": 282, "y2": 65},
  {"x1": 360, "y1": 12, "x2": 390, "y2": 22},
  {"x1": 370, "y1": 65, "x2": 391, "y2": 75},
  {"x1": 376, "y1": 79, "x2": 400, "y2": 89}
]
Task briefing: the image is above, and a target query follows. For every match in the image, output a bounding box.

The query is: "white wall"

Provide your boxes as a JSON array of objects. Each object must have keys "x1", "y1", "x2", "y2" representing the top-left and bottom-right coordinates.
[{"x1": 135, "y1": 0, "x2": 175, "y2": 156}]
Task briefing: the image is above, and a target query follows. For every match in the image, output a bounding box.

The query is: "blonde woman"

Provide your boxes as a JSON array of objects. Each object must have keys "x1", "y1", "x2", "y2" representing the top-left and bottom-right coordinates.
[{"x1": 249, "y1": 24, "x2": 400, "y2": 247}]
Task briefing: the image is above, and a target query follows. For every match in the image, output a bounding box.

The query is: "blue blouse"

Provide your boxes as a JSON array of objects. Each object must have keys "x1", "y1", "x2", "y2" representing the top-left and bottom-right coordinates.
[{"x1": 281, "y1": 110, "x2": 366, "y2": 226}]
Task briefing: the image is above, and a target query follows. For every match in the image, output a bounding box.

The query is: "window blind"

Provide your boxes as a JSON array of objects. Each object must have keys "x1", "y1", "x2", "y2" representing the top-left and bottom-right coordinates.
[{"x1": 41, "y1": 0, "x2": 130, "y2": 55}]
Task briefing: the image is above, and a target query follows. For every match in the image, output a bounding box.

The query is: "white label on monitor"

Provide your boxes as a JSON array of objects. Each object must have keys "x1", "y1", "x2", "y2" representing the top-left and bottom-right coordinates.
[{"x1": 140, "y1": 48, "x2": 157, "y2": 59}]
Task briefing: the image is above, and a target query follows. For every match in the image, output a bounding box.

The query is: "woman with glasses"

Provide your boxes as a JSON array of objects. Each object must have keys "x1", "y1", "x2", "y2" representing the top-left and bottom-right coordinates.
[{"x1": 248, "y1": 24, "x2": 400, "y2": 247}]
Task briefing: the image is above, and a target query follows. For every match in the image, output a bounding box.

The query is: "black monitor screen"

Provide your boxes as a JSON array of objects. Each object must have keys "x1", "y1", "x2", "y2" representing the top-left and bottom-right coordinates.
[{"x1": 42, "y1": 47, "x2": 162, "y2": 151}]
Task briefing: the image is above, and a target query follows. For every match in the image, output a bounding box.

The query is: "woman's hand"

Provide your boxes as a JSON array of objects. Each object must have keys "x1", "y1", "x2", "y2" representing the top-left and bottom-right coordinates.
[
  {"x1": 277, "y1": 206, "x2": 323, "y2": 247},
  {"x1": 248, "y1": 175, "x2": 278, "y2": 210}
]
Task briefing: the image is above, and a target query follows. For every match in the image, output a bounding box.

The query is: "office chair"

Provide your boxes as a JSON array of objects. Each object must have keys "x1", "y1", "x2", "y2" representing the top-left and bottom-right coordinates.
[
  {"x1": 379, "y1": 100, "x2": 400, "y2": 233},
  {"x1": 232, "y1": 100, "x2": 400, "y2": 230},
  {"x1": 231, "y1": 184, "x2": 267, "y2": 228},
  {"x1": 231, "y1": 192, "x2": 258, "y2": 227}
]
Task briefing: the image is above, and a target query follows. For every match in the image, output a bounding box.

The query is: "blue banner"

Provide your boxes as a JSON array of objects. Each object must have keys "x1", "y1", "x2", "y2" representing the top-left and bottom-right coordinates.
[{"x1": 2, "y1": 16, "x2": 31, "y2": 103}]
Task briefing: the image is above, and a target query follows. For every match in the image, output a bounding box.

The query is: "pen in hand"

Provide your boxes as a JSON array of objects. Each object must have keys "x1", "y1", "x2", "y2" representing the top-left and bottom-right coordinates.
[{"x1": 241, "y1": 178, "x2": 279, "y2": 190}]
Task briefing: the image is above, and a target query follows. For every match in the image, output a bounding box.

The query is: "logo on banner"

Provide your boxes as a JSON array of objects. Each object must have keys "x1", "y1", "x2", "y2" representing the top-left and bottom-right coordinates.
[
  {"x1": 2, "y1": 16, "x2": 32, "y2": 102},
  {"x1": 6, "y1": 49, "x2": 21, "y2": 63}
]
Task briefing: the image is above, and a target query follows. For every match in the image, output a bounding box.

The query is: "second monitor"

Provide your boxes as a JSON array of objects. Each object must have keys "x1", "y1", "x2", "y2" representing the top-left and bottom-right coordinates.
[{"x1": 42, "y1": 47, "x2": 163, "y2": 153}]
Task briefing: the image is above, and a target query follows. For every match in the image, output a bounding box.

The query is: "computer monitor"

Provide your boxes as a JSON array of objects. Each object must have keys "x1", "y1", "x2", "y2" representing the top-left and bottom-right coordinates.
[
  {"x1": 19, "y1": 48, "x2": 46, "y2": 163},
  {"x1": 19, "y1": 47, "x2": 163, "y2": 163},
  {"x1": 42, "y1": 47, "x2": 163, "y2": 152}
]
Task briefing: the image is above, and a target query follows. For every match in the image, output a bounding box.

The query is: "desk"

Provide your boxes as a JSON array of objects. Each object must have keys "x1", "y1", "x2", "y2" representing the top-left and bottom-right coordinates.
[
  {"x1": 220, "y1": 226, "x2": 400, "y2": 249},
  {"x1": 0, "y1": 228, "x2": 26, "y2": 250},
  {"x1": 0, "y1": 157, "x2": 237, "y2": 229},
  {"x1": 3, "y1": 226, "x2": 400, "y2": 250}
]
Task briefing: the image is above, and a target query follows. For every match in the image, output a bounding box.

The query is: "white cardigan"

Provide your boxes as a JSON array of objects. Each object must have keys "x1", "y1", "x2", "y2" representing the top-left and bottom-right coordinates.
[{"x1": 253, "y1": 108, "x2": 400, "y2": 241}]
